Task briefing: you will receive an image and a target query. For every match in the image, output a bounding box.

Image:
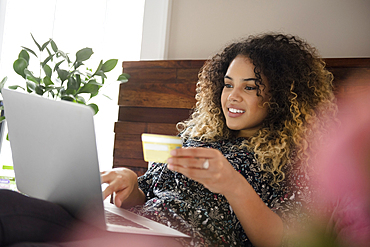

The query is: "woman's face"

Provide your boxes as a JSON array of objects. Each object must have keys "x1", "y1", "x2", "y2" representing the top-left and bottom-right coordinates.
[{"x1": 221, "y1": 55, "x2": 269, "y2": 138}]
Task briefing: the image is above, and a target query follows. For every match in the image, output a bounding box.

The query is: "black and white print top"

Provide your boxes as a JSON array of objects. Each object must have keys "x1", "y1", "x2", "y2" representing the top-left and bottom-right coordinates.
[{"x1": 130, "y1": 137, "x2": 312, "y2": 246}]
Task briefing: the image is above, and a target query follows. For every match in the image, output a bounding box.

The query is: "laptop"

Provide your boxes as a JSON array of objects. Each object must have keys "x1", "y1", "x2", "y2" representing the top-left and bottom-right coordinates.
[
  {"x1": 1, "y1": 88, "x2": 189, "y2": 238},
  {"x1": 0, "y1": 100, "x2": 5, "y2": 153}
]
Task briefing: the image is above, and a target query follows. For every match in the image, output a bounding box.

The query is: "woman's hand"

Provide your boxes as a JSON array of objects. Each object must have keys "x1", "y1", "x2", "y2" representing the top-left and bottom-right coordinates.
[
  {"x1": 169, "y1": 147, "x2": 284, "y2": 247},
  {"x1": 101, "y1": 168, "x2": 145, "y2": 208},
  {"x1": 167, "y1": 147, "x2": 243, "y2": 195}
]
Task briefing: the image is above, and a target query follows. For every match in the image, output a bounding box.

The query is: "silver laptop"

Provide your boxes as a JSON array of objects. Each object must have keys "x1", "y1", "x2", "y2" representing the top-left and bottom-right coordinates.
[{"x1": 1, "y1": 88, "x2": 188, "y2": 238}]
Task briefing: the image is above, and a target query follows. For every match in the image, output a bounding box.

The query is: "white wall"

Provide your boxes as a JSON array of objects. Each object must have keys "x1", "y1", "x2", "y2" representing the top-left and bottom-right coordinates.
[
  {"x1": 0, "y1": 0, "x2": 7, "y2": 64},
  {"x1": 140, "y1": 0, "x2": 172, "y2": 60},
  {"x1": 0, "y1": 0, "x2": 145, "y2": 172},
  {"x1": 166, "y1": 0, "x2": 370, "y2": 59}
]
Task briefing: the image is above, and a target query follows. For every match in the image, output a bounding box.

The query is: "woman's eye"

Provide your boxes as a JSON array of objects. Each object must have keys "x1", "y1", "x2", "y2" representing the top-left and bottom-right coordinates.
[
  {"x1": 245, "y1": 86, "x2": 256, "y2": 90},
  {"x1": 224, "y1": 83, "x2": 233, "y2": 88}
]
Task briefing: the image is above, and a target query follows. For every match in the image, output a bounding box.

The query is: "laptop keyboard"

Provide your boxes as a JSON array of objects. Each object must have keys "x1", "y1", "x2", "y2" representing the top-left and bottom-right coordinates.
[{"x1": 105, "y1": 210, "x2": 149, "y2": 229}]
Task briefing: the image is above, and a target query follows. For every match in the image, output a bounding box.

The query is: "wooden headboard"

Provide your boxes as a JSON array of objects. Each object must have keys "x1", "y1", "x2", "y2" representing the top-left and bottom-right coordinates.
[{"x1": 113, "y1": 58, "x2": 370, "y2": 176}]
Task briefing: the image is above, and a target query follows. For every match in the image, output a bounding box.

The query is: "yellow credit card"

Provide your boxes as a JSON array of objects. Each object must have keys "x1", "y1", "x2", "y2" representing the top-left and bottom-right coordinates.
[{"x1": 141, "y1": 133, "x2": 183, "y2": 163}]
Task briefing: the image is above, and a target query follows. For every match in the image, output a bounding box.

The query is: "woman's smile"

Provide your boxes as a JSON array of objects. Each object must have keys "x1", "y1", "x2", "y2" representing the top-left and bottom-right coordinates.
[{"x1": 227, "y1": 107, "x2": 246, "y2": 117}]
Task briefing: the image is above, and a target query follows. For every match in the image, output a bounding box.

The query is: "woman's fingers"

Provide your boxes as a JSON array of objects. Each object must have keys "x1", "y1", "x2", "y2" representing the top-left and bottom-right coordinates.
[
  {"x1": 102, "y1": 174, "x2": 124, "y2": 199},
  {"x1": 114, "y1": 188, "x2": 133, "y2": 207},
  {"x1": 167, "y1": 147, "x2": 239, "y2": 194},
  {"x1": 101, "y1": 168, "x2": 138, "y2": 208},
  {"x1": 167, "y1": 157, "x2": 209, "y2": 170},
  {"x1": 168, "y1": 147, "x2": 219, "y2": 172},
  {"x1": 170, "y1": 147, "x2": 215, "y2": 159}
]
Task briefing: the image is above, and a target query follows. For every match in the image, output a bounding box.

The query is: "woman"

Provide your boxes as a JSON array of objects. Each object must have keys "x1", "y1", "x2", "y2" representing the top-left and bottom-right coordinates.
[
  {"x1": 102, "y1": 33, "x2": 337, "y2": 247},
  {"x1": 0, "y1": 33, "x2": 337, "y2": 247}
]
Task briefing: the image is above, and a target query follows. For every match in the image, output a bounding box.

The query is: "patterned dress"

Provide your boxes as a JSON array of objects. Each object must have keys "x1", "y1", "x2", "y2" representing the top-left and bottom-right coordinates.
[{"x1": 130, "y1": 137, "x2": 312, "y2": 246}]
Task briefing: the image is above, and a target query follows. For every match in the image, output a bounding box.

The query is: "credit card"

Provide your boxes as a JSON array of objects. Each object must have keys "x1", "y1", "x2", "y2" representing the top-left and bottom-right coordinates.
[{"x1": 141, "y1": 133, "x2": 183, "y2": 163}]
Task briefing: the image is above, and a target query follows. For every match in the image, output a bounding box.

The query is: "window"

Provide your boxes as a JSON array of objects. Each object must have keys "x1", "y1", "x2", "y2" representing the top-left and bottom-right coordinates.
[{"x1": 0, "y1": 0, "x2": 145, "y2": 171}]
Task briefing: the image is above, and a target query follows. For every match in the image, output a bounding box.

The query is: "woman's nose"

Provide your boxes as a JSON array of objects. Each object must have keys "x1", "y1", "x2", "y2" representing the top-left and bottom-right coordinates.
[{"x1": 227, "y1": 89, "x2": 242, "y2": 102}]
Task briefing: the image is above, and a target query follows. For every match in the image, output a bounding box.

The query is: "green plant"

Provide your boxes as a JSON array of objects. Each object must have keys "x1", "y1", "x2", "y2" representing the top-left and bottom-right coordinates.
[
  {"x1": 0, "y1": 76, "x2": 7, "y2": 123},
  {"x1": 9, "y1": 34, "x2": 129, "y2": 115}
]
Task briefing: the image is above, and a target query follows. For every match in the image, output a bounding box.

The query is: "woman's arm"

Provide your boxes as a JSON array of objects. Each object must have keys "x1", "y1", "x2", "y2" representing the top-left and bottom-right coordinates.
[
  {"x1": 101, "y1": 168, "x2": 146, "y2": 209},
  {"x1": 168, "y1": 147, "x2": 284, "y2": 247},
  {"x1": 223, "y1": 171, "x2": 284, "y2": 247}
]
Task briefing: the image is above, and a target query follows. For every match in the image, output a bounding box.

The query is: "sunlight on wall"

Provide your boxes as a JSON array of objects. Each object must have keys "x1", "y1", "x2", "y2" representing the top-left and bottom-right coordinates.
[{"x1": 0, "y1": 0, "x2": 145, "y2": 172}]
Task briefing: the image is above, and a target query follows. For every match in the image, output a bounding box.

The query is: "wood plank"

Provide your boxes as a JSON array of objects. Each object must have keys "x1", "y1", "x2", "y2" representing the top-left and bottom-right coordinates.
[
  {"x1": 325, "y1": 58, "x2": 370, "y2": 68},
  {"x1": 122, "y1": 60, "x2": 205, "y2": 70},
  {"x1": 118, "y1": 83, "x2": 196, "y2": 108},
  {"x1": 122, "y1": 68, "x2": 176, "y2": 82},
  {"x1": 114, "y1": 134, "x2": 143, "y2": 160},
  {"x1": 118, "y1": 107, "x2": 192, "y2": 123},
  {"x1": 177, "y1": 68, "x2": 200, "y2": 83},
  {"x1": 114, "y1": 147, "x2": 143, "y2": 160},
  {"x1": 114, "y1": 121, "x2": 179, "y2": 136},
  {"x1": 113, "y1": 158, "x2": 148, "y2": 169},
  {"x1": 114, "y1": 121, "x2": 147, "y2": 134},
  {"x1": 121, "y1": 68, "x2": 198, "y2": 84},
  {"x1": 146, "y1": 123, "x2": 179, "y2": 135},
  {"x1": 330, "y1": 68, "x2": 370, "y2": 84}
]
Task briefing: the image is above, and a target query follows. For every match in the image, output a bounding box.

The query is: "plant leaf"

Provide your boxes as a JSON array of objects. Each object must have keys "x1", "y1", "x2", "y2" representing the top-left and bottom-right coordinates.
[
  {"x1": 43, "y1": 76, "x2": 54, "y2": 86},
  {"x1": 13, "y1": 58, "x2": 28, "y2": 78},
  {"x1": 35, "y1": 85, "x2": 44, "y2": 95},
  {"x1": 0, "y1": 116, "x2": 5, "y2": 123},
  {"x1": 25, "y1": 69, "x2": 40, "y2": 84},
  {"x1": 42, "y1": 54, "x2": 54, "y2": 67},
  {"x1": 88, "y1": 103, "x2": 99, "y2": 115},
  {"x1": 45, "y1": 88, "x2": 55, "y2": 98},
  {"x1": 75, "y1": 48, "x2": 93, "y2": 62},
  {"x1": 31, "y1": 33, "x2": 42, "y2": 51},
  {"x1": 61, "y1": 95, "x2": 75, "y2": 102},
  {"x1": 67, "y1": 77, "x2": 79, "y2": 91},
  {"x1": 117, "y1": 73, "x2": 130, "y2": 83},
  {"x1": 86, "y1": 79, "x2": 103, "y2": 87},
  {"x1": 21, "y1": 46, "x2": 38, "y2": 57},
  {"x1": 101, "y1": 59, "x2": 118, "y2": 72},
  {"x1": 74, "y1": 61, "x2": 84, "y2": 69},
  {"x1": 66, "y1": 54, "x2": 72, "y2": 64},
  {"x1": 76, "y1": 74, "x2": 81, "y2": 86},
  {"x1": 46, "y1": 47, "x2": 52, "y2": 57},
  {"x1": 18, "y1": 50, "x2": 30, "y2": 64},
  {"x1": 75, "y1": 95, "x2": 86, "y2": 104},
  {"x1": 8, "y1": 85, "x2": 25, "y2": 90},
  {"x1": 78, "y1": 81, "x2": 99, "y2": 97},
  {"x1": 57, "y1": 69, "x2": 69, "y2": 83},
  {"x1": 54, "y1": 60, "x2": 64, "y2": 71},
  {"x1": 57, "y1": 50, "x2": 71, "y2": 64},
  {"x1": 95, "y1": 70, "x2": 107, "y2": 79},
  {"x1": 26, "y1": 81, "x2": 36, "y2": 92},
  {"x1": 0, "y1": 77, "x2": 7, "y2": 93},
  {"x1": 41, "y1": 40, "x2": 50, "y2": 51},
  {"x1": 93, "y1": 60, "x2": 103, "y2": 76},
  {"x1": 43, "y1": 64, "x2": 52, "y2": 78},
  {"x1": 50, "y1": 39, "x2": 58, "y2": 52},
  {"x1": 102, "y1": 93, "x2": 112, "y2": 100},
  {"x1": 58, "y1": 50, "x2": 67, "y2": 59}
]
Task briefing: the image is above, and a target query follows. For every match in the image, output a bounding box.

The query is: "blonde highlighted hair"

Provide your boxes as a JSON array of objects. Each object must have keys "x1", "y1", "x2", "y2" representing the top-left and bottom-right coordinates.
[{"x1": 177, "y1": 33, "x2": 337, "y2": 185}]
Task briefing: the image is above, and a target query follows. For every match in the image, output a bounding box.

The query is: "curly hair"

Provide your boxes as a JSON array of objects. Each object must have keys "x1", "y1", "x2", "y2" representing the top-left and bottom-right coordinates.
[{"x1": 177, "y1": 33, "x2": 338, "y2": 185}]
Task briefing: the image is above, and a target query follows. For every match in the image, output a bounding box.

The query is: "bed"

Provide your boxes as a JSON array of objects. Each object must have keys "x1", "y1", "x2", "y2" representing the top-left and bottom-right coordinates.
[{"x1": 113, "y1": 58, "x2": 370, "y2": 176}]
